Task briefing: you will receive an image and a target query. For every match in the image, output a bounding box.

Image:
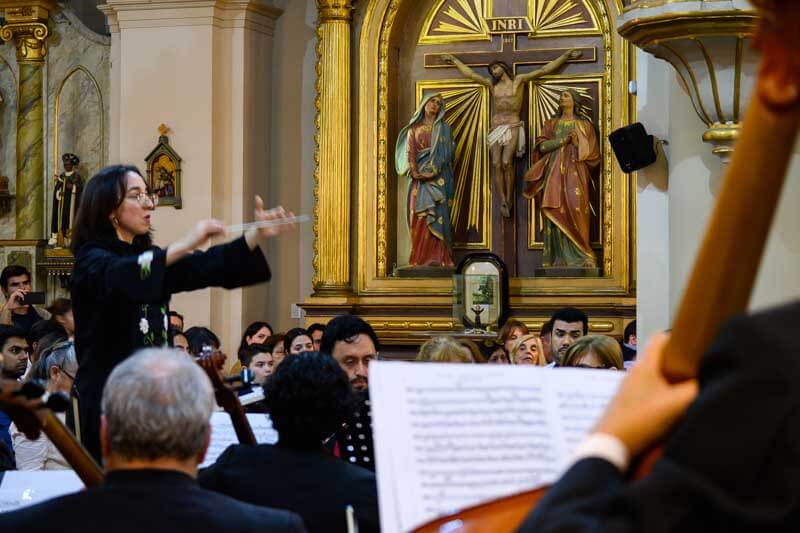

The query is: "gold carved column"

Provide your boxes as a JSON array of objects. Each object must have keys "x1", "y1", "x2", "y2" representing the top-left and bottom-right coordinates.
[
  {"x1": 313, "y1": 0, "x2": 352, "y2": 294},
  {"x1": 0, "y1": 0, "x2": 54, "y2": 239}
]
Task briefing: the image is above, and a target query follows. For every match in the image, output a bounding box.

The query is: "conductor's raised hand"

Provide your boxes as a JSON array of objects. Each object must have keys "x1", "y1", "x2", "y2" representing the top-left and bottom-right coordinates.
[
  {"x1": 252, "y1": 196, "x2": 296, "y2": 239},
  {"x1": 593, "y1": 333, "x2": 699, "y2": 459}
]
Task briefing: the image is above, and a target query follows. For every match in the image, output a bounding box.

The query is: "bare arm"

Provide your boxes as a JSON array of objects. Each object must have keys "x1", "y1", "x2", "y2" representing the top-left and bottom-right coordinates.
[
  {"x1": 517, "y1": 49, "x2": 581, "y2": 85},
  {"x1": 442, "y1": 54, "x2": 491, "y2": 87}
]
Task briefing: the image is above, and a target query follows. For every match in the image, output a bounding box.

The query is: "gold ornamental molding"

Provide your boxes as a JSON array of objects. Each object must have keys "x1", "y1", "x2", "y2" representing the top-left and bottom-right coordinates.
[
  {"x1": 617, "y1": 2, "x2": 759, "y2": 160},
  {"x1": 316, "y1": 0, "x2": 353, "y2": 22},
  {"x1": 0, "y1": 0, "x2": 56, "y2": 62}
]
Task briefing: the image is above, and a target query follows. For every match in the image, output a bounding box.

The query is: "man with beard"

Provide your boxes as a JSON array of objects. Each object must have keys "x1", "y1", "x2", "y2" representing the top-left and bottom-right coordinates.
[
  {"x1": 443, "y1": 49, "x2": 581, "y2": 217},
  {"x1": 320, "y1": 315, "x2": 380, "y2": 470},
  {"x1": 0, "y1": 325, "x2": 28, "y2": 458},
  {"x1": 549, "y1": 307, "x2": 588, "y2": 365}
]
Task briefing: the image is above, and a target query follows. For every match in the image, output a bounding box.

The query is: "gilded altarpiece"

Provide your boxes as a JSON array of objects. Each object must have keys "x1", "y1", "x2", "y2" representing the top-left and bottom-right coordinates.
[{"x1": 304, "y1": 0, "x2": 635, "y2": 349}]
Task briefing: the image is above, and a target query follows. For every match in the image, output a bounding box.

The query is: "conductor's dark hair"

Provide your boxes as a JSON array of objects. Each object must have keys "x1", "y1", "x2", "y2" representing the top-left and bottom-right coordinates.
[
  {"x1": 264, "y1": 351, "x2": 354, "y2": 448},
  {"x1": 540, "y1": 318, "x2": 553, "y2": 337},
  {"x1": 319, "y1": 314, "x2": 380, "y2": 356},
  {"x1": 237, "y1": 321, "x2": 274, "y2": 354},
  {"x1": 71, "y1": 165, "x2": 153, "y2": 254},
  {"x1": 624, "y1": 320, "x2": 637, "y2": 343},
  {"x1": 184, "y1": 326, "x2": 221, "y2": 356},
  {"x1": 550, "y1": 307, "x2": 589, "y2": 335},
  {"x1": 307, "y1": 322, "x2": 326, "y2": 336},
  {"x1": 0, "y1": 265, "x2": 30, "y2": 291},
  {"x1": 283, "y1": 328, "x2": 310, "y2": 354},
  {"x1": 488, "y1": 61, "x2": 513, "y2": 85}
]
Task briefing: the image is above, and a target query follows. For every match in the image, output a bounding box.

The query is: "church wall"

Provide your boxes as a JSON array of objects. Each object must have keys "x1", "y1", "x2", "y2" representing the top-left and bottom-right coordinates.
[
  {"x1": 636, "y1": 49, "x2": 800, "y2": 346},
  {"x1": 0, "y1": 50, "x2": 18, "y2": 240},
  {"x1": 634, "y1": 49, "x2": 671, "y2": 345},
  {"x1": 268, "y1": 0, "x2": 317, "y2": 331}
]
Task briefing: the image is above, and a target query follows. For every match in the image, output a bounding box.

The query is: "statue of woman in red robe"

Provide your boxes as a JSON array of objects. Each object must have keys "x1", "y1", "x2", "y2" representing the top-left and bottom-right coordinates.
[{"x1": 524, "y1": 89, "x2": 600, "y2": 268}]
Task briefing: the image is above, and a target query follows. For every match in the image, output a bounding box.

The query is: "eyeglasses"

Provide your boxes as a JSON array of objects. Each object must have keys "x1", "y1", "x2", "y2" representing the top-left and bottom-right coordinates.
[
  {"x1": 57, "y1": 366, "x2": 76, "y2": 381},
  {"x1": 126, "y1": 192, "x2": 159, "y2": 207}
]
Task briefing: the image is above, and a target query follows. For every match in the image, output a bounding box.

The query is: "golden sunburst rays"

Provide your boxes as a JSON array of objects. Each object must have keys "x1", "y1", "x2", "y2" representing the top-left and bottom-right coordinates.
[
  {"x1": 530, "y1": 0, "x2": 587, "y2": 33},
  {"x1": 530, "y1": 83, "x2": 594, "y2": 134},
  {"x1": 435, "y1": 86, "x2": 488, "y2": 233},
  {"x1": 434, "y1": 0, "x2": 487, "y2": 35}
]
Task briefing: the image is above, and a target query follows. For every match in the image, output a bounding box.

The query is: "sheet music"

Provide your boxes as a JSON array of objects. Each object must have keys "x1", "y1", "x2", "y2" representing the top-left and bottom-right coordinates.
[
  {"x1": 0, "y1": 470, "x2": 84, "y2": 512},
  {"x1": 201, "y1": 412, "x2": 278, "y2": 468},
  {"x1": 370, "y1": 362, "x2": 624, "y2": 533}
]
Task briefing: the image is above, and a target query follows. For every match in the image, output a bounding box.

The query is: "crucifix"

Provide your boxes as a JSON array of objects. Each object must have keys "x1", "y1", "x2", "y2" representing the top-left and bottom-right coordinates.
[{"x1": 430, "y1": 34, "x2": 592, "y2": 218}]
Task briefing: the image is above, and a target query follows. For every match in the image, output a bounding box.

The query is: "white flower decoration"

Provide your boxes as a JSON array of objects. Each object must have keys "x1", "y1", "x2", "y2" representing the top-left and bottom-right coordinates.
[
  {"x1": 138, "y1": 251, "x2": 154, "y2": 279},
  {"x1": 139, "y1": 318, "x2": 150, "y2": 335}
]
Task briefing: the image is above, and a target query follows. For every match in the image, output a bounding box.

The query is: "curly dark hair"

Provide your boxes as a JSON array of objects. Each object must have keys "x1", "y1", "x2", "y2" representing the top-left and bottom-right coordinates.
[{"x1": 264, "y1": 352, "x2": 355, "y2": 448}]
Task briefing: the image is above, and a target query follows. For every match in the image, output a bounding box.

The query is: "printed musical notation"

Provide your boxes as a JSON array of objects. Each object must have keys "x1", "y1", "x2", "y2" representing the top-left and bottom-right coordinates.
[{"x1": 369, "y1": 363, "x2": 624, "y2": 533}]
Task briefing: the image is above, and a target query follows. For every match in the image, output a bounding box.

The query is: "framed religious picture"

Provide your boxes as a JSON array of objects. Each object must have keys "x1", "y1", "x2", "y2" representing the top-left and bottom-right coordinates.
[
  {"x1": 453, "y1": 253, "x2": 509, "y2": 332},
  {"x1": 144, "y1": 124, "x2": 182, "y2": 209}
]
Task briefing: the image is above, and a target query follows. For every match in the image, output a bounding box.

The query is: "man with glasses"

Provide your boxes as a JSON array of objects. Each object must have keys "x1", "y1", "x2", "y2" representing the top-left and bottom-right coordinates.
[{"x1": 0, "y1": 324, "x2": 30, "y2": 453}]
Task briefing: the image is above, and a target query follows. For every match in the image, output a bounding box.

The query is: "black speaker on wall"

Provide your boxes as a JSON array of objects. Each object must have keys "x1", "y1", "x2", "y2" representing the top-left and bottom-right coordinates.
[{"x1": 609, "y1": 122, "x2": 657, "y2": 173}]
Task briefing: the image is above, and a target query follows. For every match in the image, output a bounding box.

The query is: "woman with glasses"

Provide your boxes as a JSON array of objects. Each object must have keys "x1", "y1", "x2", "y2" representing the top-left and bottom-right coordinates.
[
  {"x1": 69, "y1": 165, "x2": 295, "y2": 461},
  {"x1": 10, "y1": 341, "x2": 77, "y2": 470}
]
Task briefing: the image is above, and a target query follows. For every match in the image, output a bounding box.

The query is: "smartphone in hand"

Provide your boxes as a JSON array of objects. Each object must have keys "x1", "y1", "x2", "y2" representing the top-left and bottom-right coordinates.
[{"x1": 20, "y1": 292, "x2": 45, "y2": 306}]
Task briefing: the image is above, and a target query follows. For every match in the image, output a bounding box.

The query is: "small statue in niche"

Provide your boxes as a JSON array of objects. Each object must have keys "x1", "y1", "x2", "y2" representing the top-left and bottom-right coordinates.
[
  {"x1": 50, "y1": 153, "x2": 84, "y2": 247},
  {"x1": 395, "y1": 93, "x2": 455, "y2": 268}
]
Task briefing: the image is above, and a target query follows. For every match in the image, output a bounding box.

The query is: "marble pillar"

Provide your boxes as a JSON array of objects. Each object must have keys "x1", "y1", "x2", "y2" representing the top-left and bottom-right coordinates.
[
  {"x1": 0, "y1": 1, "x2": 55, "y2": 240},
  {"x1": 15, "y1": 61, "x2": 44, "y2": 239}
]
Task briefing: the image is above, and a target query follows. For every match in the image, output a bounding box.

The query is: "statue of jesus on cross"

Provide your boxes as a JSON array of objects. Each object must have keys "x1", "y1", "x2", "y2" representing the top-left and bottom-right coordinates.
[{"x1": 443, "y1": 49, "x2": 581, "y2": 218}]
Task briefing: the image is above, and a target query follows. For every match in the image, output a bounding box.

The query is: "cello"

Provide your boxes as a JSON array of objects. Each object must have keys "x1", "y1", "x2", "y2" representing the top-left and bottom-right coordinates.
[
  {"x1": 415, "y1": 0, "x2": 800, "y2": 530},
  {"x1": 0, "y1": 379, "x2": 104, "y2": 488}
]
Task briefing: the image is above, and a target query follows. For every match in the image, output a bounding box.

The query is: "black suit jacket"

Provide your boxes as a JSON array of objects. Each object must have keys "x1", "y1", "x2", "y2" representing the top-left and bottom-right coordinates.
[
  {"x1": 0, "y1": 469, "x2": 306, "y2": 533},
  {"x1": 199, "y1": 443, "x2": 380, "y2": 533},
  {"x1": 521, "y1": 301, "x2": 800, "y2": 533}
]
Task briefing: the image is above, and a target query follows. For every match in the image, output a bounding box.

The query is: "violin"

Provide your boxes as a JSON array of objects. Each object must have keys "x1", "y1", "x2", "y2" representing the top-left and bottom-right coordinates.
[
  {"x1": 196, "y1": 349, "x2": 257, "y2": 446},
  {"x1": 0, "y1": 379, "x2": 104, "y2": 488},
  {"x1": 415, "y1": 1, "x2": 800, "y2": 530}
]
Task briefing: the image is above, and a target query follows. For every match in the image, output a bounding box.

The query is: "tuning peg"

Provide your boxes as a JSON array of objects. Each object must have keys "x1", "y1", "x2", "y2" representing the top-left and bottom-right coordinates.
[
  {"x1": 225, "y1": 368, "x2": 254, "y2": 388},
  {"x1": 17, "y1": 380, "x2": 46, "y2": 399}
]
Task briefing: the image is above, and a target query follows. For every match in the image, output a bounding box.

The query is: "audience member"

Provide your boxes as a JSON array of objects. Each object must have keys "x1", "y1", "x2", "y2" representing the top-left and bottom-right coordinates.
[
  {"x1": 238, "y1": 343, "x2": 274, "y2": 385},
  {"x1": 265, "y1": 334, "x2": 287, "y2": 368},
  {"x1": 0, "y1": 349, "x2": 305, "y2": 532},
  {"x1": 622, "y1": 320, "x2": 637, "y2": 362},
  {"x1": 200, "y1": 352, "x2": 379, "y2": 533},
  {"x1": 510, "y1": 334, "x2": 547, "y2": 365},
  {"x1": 185, "y1": 326, "x2": 221, "y2": 356},
  {"x1": 457, "y1": 338, "x2": 485, "y2": 363},
  {"x1": 168, "y1": 311, "x2": 184, "y2": 331},
  {"x1": 561, "y1": 335, "x2": 623, "y2": 370},
  {"x1": 237, "y1": 321, "x2": 273, "y2": 355},
  {"x1": 10, "y1": 341, "x2": 77, "y2": 470},
  {"x1": 540, "y1": 319, "x2": 553, "y2": 363},
  {"x1": 46, "y1": 298, "x2": 74, "y2": 339},
  {"x1": 320, "y1": 315, "x2": 379, "y2": 392},
  {"x1": 487, "y1": 346, "x2": 510, "y2": 364},
  {"x1": 0, "y1": 265, "x2": 50, "y2": 334},
  {"x1": 168, "y1": 328, "x2": 189, "y2": 353},
  {"x1": 284, "y1": 328, "x2": 313, "y2": 355},
  {"x1": 307, "y1": 322, "x2": 326, "y2": 351},
  {"x1": 27, "y1": 320, "x2": 67, "y2": 365},
  {"x1": 549, "y1": 307, "x2": 588, "y2": 364},
  {"x1": 417, "y1": 336, "x2": 474, "y2": 363},
  {"x1": 0, "y1": 325, "x2": 28, "y2": 451},
  {"x1": 498, "y1": 318, "x2": 530, "y2": 354}
]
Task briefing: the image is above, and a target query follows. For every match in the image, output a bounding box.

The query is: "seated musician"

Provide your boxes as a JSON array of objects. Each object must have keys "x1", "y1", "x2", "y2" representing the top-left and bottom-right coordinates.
[
  {"x1": 199, "y1": 352, "x2": 380, "y2": 533},
  {"x1": 520, "y1": 302, "x2": 800, "y2": 532},
  {"x1": 0, "y1": 348, "x2": 305, "y2": 533}
]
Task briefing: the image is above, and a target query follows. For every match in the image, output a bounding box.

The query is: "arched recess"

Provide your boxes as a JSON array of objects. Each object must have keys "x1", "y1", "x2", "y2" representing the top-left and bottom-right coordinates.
[
  {"x1": 53, "y1": 65, "x2": 105, "y2": 180},
  {"x1": 354, "y1": 0, "x2": 632, "y2": 298}
]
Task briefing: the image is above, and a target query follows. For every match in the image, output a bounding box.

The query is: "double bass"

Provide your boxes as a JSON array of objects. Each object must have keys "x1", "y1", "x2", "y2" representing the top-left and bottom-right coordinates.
[{"x1": 416, "y1": 0, "x2": 800, "y2": 530}]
